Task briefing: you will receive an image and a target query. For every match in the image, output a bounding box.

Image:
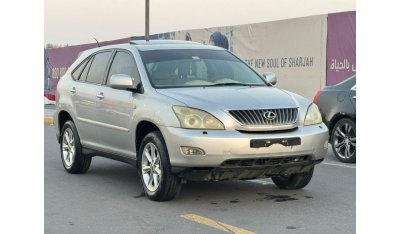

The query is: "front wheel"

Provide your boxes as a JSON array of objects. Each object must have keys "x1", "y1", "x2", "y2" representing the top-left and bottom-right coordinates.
[
  {"x1": 138, "y1": 131, "x2": 181, "y2": 201},
  {"x1": 272, "y1": 167, "x2": 314, "y2": 189}
]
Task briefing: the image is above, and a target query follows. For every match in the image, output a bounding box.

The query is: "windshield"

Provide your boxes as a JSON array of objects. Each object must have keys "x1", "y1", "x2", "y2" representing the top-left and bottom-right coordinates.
[{"x1": 139, "y1": 49, "x2": 266, "y2": 88}]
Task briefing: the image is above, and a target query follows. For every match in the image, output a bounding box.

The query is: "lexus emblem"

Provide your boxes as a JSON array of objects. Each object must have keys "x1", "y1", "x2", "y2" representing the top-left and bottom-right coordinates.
[{"x1": 263, "y1": 111, "x2": 277, "y2": 120}]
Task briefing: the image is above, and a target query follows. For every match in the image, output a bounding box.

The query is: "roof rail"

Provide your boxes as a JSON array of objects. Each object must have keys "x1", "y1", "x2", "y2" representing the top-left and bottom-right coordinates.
[{"x1": 129, "y1": 40, "x2": 200, "y2": 45}]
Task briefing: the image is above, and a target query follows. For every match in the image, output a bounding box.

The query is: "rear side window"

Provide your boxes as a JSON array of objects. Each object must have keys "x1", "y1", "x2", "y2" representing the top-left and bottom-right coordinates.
[
  {"x1": 86, "y1": 51, "x2": 112, "y2": 84},
  {"x1": 71, "y1": 58, "x2": 90, "y2": 80},
  {"x1": 107, "y1": 51, "x2": 140, "y2": 85},
  {"x1": 79, "y1": 56, "x2": 93, "y2": 81}
]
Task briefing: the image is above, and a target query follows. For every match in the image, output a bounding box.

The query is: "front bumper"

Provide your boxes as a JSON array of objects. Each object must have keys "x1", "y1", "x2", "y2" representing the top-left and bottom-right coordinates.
[
  {"x1": 177, "y1": 156, "x2": 323, "y2": 181},
  {"x1": 160, "y1": 123, "x2": 329, "y2": 168}
]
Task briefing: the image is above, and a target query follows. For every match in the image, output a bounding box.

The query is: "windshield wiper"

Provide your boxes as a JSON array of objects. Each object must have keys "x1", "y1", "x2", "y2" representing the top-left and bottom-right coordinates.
[{"x1": 209, "y1": 82, "x2": 252, "y2": 87}]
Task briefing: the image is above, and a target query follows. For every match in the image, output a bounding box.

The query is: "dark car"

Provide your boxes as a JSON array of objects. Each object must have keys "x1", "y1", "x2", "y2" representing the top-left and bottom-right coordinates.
[{"x1": 314, "y1": 75, "x2": 356, "y2": 163}]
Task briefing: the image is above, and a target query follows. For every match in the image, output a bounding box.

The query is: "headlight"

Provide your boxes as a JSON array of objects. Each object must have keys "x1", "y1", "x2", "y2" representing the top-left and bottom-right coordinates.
[
  {"x1": 172, "y1": 106, "x2": 225, "y2": 130},
  {"x1": 304, "y1": 103, "x2": 322, "y2": 126}
]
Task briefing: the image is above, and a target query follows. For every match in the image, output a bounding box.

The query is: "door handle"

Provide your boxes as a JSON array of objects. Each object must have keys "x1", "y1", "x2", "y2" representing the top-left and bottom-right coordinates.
[
  {"x1": 353, "y1": 96, "x2": 356, "y2": 100},
  {"x1": 96, "y1": 92, "x2": 105, "y2": 100},
  {"x1": 70, "y1": 87, "x2": 76, "y2": 94}
]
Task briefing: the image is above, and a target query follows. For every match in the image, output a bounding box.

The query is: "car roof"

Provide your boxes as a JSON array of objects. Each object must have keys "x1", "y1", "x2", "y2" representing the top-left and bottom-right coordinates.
[
  {"x1": 335, "y1": 75, "x2": 356, "y2": 88},
  {"x1": 81, "y1": 40, "x2": 224, "y2": 55},
  {"x1": 325, "y1": 74, "x2": 356, "y2": 90}
]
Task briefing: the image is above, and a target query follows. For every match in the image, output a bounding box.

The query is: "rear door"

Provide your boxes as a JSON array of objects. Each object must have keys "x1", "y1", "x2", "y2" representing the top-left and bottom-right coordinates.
[
  {"x1": 95, "y1": 50, "x2": 140, "y2": 157},
  {"x1": 69, "y1": 55, "x2": 97, "y2": 145},
  {"x1": 72, "y1": 50, "x2": 113, "y2": 147}
]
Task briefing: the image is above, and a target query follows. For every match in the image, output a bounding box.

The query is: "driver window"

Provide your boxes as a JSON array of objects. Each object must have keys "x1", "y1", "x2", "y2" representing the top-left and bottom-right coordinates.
[{"x1": 107, "y1": 51, "x2": 140, "y2": 86}]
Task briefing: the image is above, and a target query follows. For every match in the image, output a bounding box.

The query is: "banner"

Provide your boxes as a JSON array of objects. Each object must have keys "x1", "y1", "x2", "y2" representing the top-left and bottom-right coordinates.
[
  {"x1": 326, "y1": 12, "x2": 356, "y2": 86},
  {"x1": 174, "y1": 15, "x2": 328, "y2": 100},
  {"x1": 44, "y1": 12, "x2": 355, "y2": 100}
]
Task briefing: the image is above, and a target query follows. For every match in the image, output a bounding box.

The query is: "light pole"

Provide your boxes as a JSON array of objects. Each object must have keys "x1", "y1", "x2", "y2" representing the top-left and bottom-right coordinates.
[{"x1": 145, "y1": 0, "x2": 149, "y2": 41}]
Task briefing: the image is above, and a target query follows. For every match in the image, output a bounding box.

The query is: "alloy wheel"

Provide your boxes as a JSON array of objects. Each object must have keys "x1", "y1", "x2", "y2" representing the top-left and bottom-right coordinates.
[
  {"x1": 62, "y1": 128, "x2": 76, "y2": 168},
  {"x1": 141, "y1": 142, "x2": 162, "y2": 192},
  {"x1": 333, "y1": 122, "x2": 356, "y2": 159}
]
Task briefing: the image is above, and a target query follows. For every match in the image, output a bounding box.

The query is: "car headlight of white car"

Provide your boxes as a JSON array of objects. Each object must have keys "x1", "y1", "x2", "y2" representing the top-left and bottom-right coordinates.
[
  {"x1": 304, "y1": 103, "x2": 323, "y2": 126},
  {"x1": 172, "y1": 106, "x2": 225, "y2": 130}
]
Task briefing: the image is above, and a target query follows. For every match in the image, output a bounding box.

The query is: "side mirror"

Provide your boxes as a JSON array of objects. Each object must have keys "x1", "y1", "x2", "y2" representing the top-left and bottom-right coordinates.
[
  {"x1": 262, "y1": 72, "x2": 277, "y2": 86},
  {"x1": 110, "y1": 74, "x2": 136, "y2": 91}
]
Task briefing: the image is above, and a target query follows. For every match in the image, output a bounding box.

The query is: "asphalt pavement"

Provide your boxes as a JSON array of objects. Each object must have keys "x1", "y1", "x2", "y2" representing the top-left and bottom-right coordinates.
[{"x1": 44, "y1": 125, "x2": 355, "y2": 234}]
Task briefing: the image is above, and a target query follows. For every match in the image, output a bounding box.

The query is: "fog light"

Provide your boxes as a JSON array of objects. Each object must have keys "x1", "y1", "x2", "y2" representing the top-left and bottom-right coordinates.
[
  {"x1": 324, "y1": 140, "x2": 329, "y2": 149},
  {"x1": 180, "y1": 146, "x2": 205, "y2": 156}
]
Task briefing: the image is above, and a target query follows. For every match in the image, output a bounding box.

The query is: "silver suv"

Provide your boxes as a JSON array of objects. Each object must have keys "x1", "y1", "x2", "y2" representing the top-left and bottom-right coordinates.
[{"x1": 55, "y1": 40, "x2": 328, "y2": 201}]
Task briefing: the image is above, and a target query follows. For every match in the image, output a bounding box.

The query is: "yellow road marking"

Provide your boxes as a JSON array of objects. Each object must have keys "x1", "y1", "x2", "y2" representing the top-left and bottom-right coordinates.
[
  {"x1": 180, "y1": 214, "x2": 256, "y2": 234},
  {"x1": 44, "y1": 117, "x2": 54, "y2": 125}
]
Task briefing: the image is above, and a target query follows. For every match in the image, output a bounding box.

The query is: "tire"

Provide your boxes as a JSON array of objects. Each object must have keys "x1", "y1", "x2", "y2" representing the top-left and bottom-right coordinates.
[
  {"x1": 60, "y1": 120, "x2": 91, "y2": 174},
  {"x1": 138, "y1": 131, "x2": 181, "y2": 201},
  {"x1": 272, "y1": 167, "x2": 314, "y2": 189},
  {"x1": 330, "y1": 118, "x2": 356, "y2": 163}
]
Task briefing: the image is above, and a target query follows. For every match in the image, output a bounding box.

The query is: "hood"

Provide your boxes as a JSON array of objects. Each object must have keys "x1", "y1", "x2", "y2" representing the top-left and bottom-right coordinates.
[{"x1": 156, "y1": 86, "x2": 299, "y2": 111}]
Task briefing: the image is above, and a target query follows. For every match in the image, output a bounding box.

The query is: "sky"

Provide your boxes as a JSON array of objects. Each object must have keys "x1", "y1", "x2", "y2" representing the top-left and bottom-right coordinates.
[{"x1": 45, "y1": 0, "x2": 355, "y2": 46}]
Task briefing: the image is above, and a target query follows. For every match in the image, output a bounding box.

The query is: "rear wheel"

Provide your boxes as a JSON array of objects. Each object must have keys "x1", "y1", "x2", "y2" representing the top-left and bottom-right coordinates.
[
  {"x1": 331, "y1": 118, "x2": 356, "y2": 163},
  {"x1": 272, "y1": 167, "x2": 314, "y2": 189},
  {"x1": 138, "y1": 131, "x2": 181, "y2": 201},
  {"x1": 60, "y1": 120, "x2": 91, "y2": 174}
]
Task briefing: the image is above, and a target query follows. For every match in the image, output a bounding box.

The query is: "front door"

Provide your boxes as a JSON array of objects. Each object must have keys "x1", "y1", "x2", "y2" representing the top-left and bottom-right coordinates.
[{"x1": 95, "y1": 50, "x2": 141, "y2": 157}]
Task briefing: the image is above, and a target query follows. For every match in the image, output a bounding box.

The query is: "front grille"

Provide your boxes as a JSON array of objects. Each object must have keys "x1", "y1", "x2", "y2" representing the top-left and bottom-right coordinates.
[
  {"x1": 229, "y1": 108, "x2": 298, "y2": 126},
  {"x1": 220, "y1": 156, "x2": 310, "y2": 168}
]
